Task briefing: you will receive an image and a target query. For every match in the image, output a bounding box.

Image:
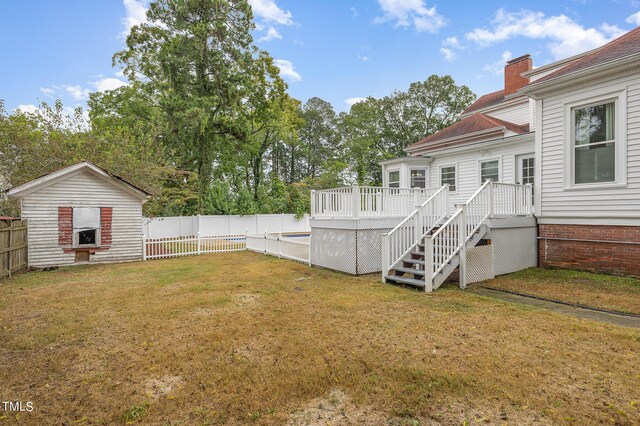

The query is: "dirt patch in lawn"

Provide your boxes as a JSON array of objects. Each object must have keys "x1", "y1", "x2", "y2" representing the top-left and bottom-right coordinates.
[
  {"x1": 1, "y1": 253, "x2": 639, "y2": 425},
  {"x1": 481, "y1": 267, "x2": 640, "y2": 315},
  {"x1": 144, "y1": 375, "x2": 185, "y2": 400}
]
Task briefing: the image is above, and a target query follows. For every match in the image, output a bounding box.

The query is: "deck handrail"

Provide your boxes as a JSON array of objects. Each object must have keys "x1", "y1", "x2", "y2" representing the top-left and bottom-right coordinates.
[
  {"x1": 310, "y1": 185, "x2": 442, "y2": 219},
  {"x1": 381, "y1": 185, "x2": 449, "y2": 281}
]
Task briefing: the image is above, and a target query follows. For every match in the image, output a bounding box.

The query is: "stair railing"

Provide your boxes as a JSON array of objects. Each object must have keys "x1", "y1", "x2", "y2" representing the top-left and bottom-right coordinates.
[
  {"x1": 425, "y1": 180, "x2": 492, "y2": 290},
  {"x1": 424, "y1": 180, "x2": 533, "y2": 290},
  {"x1": 381, "y1": 185, "x2": 449, "y2": 282}
]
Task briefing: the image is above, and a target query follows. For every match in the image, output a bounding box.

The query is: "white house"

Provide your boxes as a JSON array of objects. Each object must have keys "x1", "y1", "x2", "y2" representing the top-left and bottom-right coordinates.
[
  {"x1": 309, "y1": 26, "x2": 640, "y2": 289},
  {"x1": 7, "y1": 162, "x2": 150, "y2": 268}
]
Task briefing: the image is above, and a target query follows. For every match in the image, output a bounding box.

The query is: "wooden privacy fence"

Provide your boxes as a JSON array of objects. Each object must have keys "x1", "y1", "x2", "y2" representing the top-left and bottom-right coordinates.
[{"x1": 0, "y1": 220, "x2": 28, "y2": 279}]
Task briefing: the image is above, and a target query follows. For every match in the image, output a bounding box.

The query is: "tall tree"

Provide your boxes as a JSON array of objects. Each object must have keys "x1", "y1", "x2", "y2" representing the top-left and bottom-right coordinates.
[
  {"x1": 114, "y1": 0, "x2": 260, "y2": 211},
  {"x1": 299, "y1": 97, "x2": 340, "y2": 179}
]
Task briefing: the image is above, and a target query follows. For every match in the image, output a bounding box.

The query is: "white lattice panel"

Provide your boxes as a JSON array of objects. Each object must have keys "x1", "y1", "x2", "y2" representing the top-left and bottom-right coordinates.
[
  {"x1": 356, "y1": 228, "x2": 392, "y2": 275},
  {"x1": 466, "y1": 245, "x2": 495, "y2": 284},
  {"x1": 311, "y1": 228, "x2": 357, "y2": 274},
  {"x1": 491, "y1": 227, "x2": 537, "y2": 275}
]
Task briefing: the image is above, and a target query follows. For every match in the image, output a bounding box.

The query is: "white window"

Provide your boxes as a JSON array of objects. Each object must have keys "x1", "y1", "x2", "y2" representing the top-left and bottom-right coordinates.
[
  {"x1": 73, "y1": 207, "x2": 100, "y2": 247},
  {"x1": 480, "y1": 160, "x2": 499, "y2": 183},
  {"x1": 410, "y1": 169, "x2": 426, "y2": 188},
  {"x1": 440, "y1": 165, "x2": 456, "y2": 192},
  {"x1": 388, "y1": 170, "x2": 400, "y2": 188},
  {"x1": 572, "y1": 101, "x2": 615, "y2": 184}
]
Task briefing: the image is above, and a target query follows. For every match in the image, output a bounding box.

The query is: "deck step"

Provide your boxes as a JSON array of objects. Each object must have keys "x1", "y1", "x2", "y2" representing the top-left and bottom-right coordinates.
[
  {"x1": 385, "y1": 275, "x2": 425, "y2": 289},
  {"x1": 393, "y1": 266, "x2": 425, "y2": 276},
  {"x1": 403, "y1": 258, "x2": 425, "y2": 265}
]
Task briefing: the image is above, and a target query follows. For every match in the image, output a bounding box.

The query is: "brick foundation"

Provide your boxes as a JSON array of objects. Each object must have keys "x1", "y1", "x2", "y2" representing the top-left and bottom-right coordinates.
[{"x1": 538, "y1": 224, "x2": 640, "y2": 277}]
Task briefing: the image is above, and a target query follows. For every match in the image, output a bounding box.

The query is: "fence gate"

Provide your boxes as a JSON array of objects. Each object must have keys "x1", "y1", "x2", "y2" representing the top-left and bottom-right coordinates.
[{"x1": 0, "y1": 220, "x2": 28, "y2": 279}]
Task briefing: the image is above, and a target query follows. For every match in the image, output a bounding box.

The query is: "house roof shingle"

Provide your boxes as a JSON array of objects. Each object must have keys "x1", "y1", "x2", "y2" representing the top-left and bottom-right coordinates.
[
  {"x1": 532, "y1": 26, "x2": 640, "y2": 85},
  {"x1": 407, "y1": 113, "x2": 530, "y2": 151},
  {"x1": 462, "y1": 90, "x2": 505, "y2": 114}
]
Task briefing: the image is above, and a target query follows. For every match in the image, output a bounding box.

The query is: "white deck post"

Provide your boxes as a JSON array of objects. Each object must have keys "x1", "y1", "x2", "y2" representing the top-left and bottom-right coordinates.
[
  {"x1": 310, "y1": 190, "x2": 316, "y2": 218},
  {"x1": 526, "y1": 183, "x2": 533, "y2": 215},
  {"x1": 488, "y1": 180, "x2": 494, "y2": 218},
  {"x1": 458, "y1": 209, "x2": 467, "y2": 290},
  {"x1": 381, "y1": 233, "x2": 390, "y2": 282},
  {"x1": 352, "y1": 185, "x2": 360, "y2": 219},
  {"x1": 424, "y1": 238, "x2": 434, "y2": 292}
]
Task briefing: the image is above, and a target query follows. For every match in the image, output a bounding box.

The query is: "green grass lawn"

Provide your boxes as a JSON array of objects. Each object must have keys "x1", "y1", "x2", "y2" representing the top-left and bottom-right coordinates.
[
  {"x1": 1, "y1": 253, "x2": 639, "y2": 425},
  {"x1": 480, "y1": 267, "x2": 640, "y2": 315}
]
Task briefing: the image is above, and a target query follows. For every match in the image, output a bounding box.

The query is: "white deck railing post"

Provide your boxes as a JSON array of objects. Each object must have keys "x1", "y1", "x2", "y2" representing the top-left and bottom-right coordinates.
[
  {"x1": 352, "y1": 185, "x2": 360, "y2": 219},
  {"x1": 488, "y1": 180, "x2": 494, "y2": 218},
  {"x1": 310, "y1": 190, "x2": 316, "y2": 218},
  {"x1": 381, "y1": 233, "x2": 390, "y2": 282},
  {"x1": 526, "y1": 183, "x2": 533, "y2": 215},
  {"x1": 424, "y1": 238, "x2": 434, "y2": 292},
  {"x1": 458, "y1": 209, "x2": 467, "y2": 289}
]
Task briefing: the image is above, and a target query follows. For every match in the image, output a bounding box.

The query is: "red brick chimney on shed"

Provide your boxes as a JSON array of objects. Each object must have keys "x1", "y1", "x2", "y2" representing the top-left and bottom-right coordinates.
[{"x1": 504, "y1": 54, "x2": 532, "y2": 96}]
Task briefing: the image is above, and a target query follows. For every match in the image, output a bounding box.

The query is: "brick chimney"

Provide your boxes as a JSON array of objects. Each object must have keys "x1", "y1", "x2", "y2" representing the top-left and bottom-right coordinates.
[{"x1": 504, "y1": 54, "x2": 532, "y2": 96}]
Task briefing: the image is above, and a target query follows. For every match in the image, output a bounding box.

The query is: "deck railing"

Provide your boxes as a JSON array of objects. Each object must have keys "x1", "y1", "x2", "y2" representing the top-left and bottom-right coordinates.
[{"x1": 310, "y1": 185, "x2": 442, "y2": 219}]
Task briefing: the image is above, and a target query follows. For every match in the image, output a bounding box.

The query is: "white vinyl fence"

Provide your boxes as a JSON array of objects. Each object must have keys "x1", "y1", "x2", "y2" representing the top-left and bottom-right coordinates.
[
  {"x1": 142, "y1": 214, "x2": 311, "y2": 262},
  {"x1": 247, "y1": 232, "x2": 311, "y2": 265},
  {"x1": 143, "y1": 214, "x2": 310, "y2": 239}
]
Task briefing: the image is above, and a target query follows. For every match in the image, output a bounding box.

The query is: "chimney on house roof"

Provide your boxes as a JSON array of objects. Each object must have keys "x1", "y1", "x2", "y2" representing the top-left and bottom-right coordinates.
[{"x1": 504, "y1": 54, "x2": 532, "y2": 96}]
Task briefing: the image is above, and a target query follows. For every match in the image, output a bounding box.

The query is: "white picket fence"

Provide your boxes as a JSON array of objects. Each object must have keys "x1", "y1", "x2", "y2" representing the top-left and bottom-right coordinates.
[
  {"x1": 246, "y1": 232, "x2": 311, "y2": 265},
  {"x1": 143, "y1": 233, "x2": 247, "y2": 260}
]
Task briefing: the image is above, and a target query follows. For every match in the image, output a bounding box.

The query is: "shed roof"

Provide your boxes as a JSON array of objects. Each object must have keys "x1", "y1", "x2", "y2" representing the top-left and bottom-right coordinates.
[{"x1": 7, "y1": 161, "x2": 150, "y2": 202}]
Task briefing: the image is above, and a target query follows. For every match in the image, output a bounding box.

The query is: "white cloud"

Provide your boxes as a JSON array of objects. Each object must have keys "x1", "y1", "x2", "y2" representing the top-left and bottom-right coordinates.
[
  {"x1": 357, "y1": 54, "x2": 370, "y2": 62},
  {"x1": 626, "y1": 11, "x2": 640, "y2": 25},
  {"x1": 466, "y1": 9, "x2": 626, "y2": 60},
  {"x1": 375, "y1": 0, "x2": 447, "y2": 33},
  {"x1": 274, "y1": 59, "x2": 301, "y2": 82},
  {"x1": 440, "y1": 36, "x2": 462, "y2": 62},
  {"x1": 93, "y1": 77, "x2": 128, "y2": 92},
  {"x1": 249, "y1": 0, "x2": 293, "y2": 25},
  {"x1": 64, "y1": 85, "x2": 91, "y2": 101},
  {"x1": 483, "y1": 50, "x2": 513, "y2": 75},
  {"x1": 345, "y1": 97, "x2": 367, "y2": 107},
  {"x1": 15, "y1": 104, "x2": 39, "y2": 114},
  {"x1": 122, "y1": 0, "x2": 149, "y2": 37},
  {"x1": 259, "y1": 26, "x2": 282, "y2": 42},
  {"x1": 440, "y1": 48, "x2": 456, "y2": 62},
  {"x1": 40, "y1": 87, "x2": 56, "y2": 99},
  {"x1": 293, "y1": 39, "x2": 305, "y2": 46}
]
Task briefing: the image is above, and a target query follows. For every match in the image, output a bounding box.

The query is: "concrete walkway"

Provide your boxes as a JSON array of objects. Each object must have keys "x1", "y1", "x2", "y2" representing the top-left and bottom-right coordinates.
[{"x1": 471, "y1": 287, "x2": 640, "y2": 329}]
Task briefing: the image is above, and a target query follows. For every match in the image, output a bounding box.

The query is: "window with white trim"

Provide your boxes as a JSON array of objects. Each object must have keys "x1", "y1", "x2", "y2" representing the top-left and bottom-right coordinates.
[
  {"x1": 440, "y1": 166, "x2": 456, "y2": 192},
  {"x1": 73, "y1": 207, "x2": 100, "y2": 247},
  {"x1": 410, "y1": 169, "x2": 426, "y2": 188},
  {"x1": 480, "y1": 160, "x2": 499, "y2": 183},
  {"x1": 388, "y1": 170, "x2": 400, "y2": 188},
  {"x1": 572, "y1": 101, "x2": 615, "y2": 184}
]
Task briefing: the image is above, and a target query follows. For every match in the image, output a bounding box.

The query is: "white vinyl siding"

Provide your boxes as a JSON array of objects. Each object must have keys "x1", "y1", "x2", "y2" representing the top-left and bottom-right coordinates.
[
  {"x1": 21, "y1": 171, "x2": 144, "y2": 267},
  {"x1": 539, "y1": 74, "x2": 640, "y2": 222},
  {"x1": 480, "y1": 99, "x2": 531, "y2": 126},
  {"x1": 429, "y1": 136, "x2": 535, "y2": 209}
]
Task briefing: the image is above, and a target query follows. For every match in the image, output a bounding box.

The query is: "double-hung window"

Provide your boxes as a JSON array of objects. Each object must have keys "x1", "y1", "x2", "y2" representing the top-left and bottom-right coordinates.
[
  {"x1": 480, "y1": 160, "x2": 499, "y2": 183},
  {"x1": 440, "y1": 166, "x2": 456, "y2": 192},
  {"x1": 572, "y1": 101, "x2": 616, "y2": 184},
  {"x1": 388, "y1": 170, "x2": 400, "y2": 188},
  {"x1": 410, "y1": 169, "x2": 426, "y2": 188}
]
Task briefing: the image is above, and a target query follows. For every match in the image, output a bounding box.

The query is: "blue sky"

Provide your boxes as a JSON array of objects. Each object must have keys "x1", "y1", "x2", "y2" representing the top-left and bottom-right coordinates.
[{"x1": 2, "y1": 0, "x2": 640, "y2": 114}]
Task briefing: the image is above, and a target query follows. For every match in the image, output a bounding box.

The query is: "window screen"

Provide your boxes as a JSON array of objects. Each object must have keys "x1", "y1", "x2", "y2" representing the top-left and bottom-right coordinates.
[
  {"x1": 480, "y1": 160, "x2": 499, "y2": 183},
  {"x1": 440, "y1": 166, "x2": 456, "y2": 191}
]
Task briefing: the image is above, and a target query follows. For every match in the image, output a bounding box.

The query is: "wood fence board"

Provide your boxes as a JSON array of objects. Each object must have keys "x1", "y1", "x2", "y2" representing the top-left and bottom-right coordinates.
[{"x1": 0, "y1": 220, "x2": 28, "y2": 279}]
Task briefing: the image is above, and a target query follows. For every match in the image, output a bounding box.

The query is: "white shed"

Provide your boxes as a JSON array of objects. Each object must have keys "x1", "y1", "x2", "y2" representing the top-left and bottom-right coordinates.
[{"x1": 7, "y1": 162, "x2": 150, "y2": 268}]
